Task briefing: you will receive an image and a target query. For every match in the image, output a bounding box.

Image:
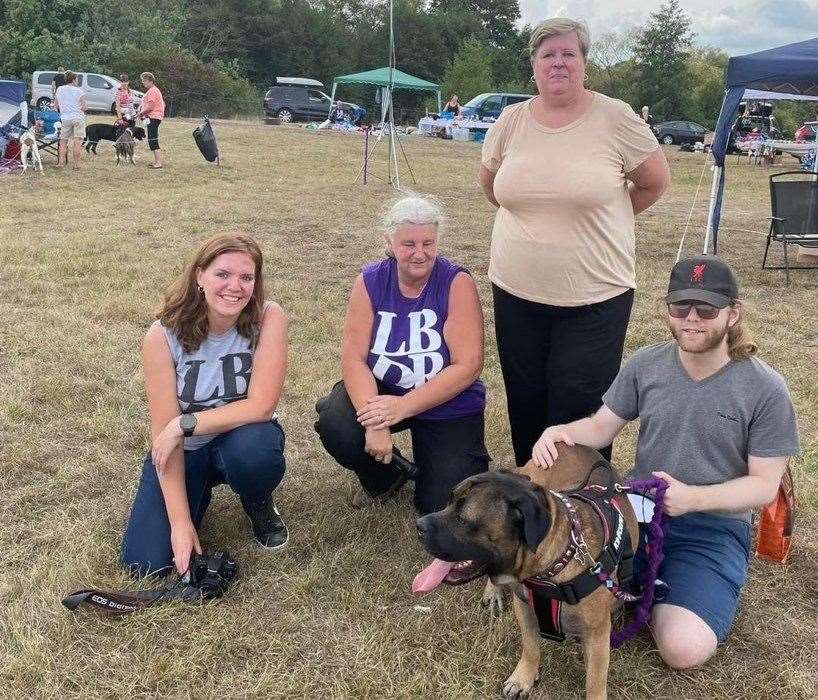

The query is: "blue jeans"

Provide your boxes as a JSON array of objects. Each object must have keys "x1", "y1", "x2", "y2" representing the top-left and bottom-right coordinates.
[{"x1": 121, "y1": 421, "x2": 286, "y2": 577}]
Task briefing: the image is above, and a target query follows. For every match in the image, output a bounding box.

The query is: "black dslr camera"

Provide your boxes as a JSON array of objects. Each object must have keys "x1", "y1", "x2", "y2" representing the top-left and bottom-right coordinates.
[{"x1": 185, "y1": 550, "x2": 238, "y2": 600}]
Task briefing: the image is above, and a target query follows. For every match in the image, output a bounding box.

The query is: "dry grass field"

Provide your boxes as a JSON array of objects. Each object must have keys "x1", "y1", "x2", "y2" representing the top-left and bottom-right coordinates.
[{"x1": 1, "y1": 117, "x2": 816, "y2": 699}]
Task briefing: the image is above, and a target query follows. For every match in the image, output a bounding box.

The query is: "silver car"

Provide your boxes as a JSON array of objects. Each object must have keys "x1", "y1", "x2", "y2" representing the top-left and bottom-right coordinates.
[{"x1": 31, "y1": 70, "x2": 143, "y2": 114}]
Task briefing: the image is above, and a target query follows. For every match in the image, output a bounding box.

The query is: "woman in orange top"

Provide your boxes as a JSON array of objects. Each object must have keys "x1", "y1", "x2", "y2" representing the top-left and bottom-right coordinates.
[{"x1": 139, "y1": 71, "x2": 166, "y2": 169}]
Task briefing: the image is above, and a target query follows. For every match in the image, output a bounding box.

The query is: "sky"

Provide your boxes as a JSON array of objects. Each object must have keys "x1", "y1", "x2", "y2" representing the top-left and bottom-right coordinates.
[{"x1": 519, "y1": 0, "x2": 818, "y2": 56}]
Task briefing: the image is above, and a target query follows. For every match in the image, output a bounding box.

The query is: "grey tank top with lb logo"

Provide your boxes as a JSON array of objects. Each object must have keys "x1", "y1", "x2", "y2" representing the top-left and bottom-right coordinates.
[{"x1": 158, "y1": 305, "x2": 273, "y2": 450}]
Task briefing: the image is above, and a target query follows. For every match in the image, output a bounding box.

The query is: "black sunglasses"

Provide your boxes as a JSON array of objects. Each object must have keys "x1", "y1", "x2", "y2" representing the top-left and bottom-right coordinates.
[{"x1": 667, "y1": 302, "x2": 720, "y2": 320}]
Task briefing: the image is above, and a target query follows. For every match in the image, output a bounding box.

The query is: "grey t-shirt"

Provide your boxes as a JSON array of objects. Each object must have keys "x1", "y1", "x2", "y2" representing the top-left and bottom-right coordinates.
[
  {"x1": 159, "y1": 319, "x2": 262, "y2": 451},
  {"x1": 603, "y1": 341, "x2": 799, "y2": 522}
]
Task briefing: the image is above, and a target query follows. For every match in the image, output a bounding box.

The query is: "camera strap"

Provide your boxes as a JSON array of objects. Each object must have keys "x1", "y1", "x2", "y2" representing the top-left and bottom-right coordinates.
[
  {"x1": 62, "y1": 581, "x2": 209, "y2": 615},
  {"x1": 62, "y1": 551, "x2": 237, "y2": 615}
]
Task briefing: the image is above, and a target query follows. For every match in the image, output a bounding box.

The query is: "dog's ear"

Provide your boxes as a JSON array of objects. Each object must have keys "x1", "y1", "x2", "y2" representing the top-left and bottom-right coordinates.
[{"x1": 509, "y1": 488, "x2": 550, "y2": 552}]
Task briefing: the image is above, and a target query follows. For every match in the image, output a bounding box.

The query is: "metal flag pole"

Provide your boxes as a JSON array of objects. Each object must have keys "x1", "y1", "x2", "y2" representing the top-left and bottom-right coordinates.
[{"x1": 388, "y1": 0, "x2": 399, "y2": 187}]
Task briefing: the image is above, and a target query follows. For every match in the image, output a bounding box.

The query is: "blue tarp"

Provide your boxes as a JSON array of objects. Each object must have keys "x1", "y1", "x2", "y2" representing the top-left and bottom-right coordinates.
[
  {"x1": 707, "y1": 38, "x2": 818, "y2": 252},
  {"x1": 0, "y1": 80, "x2": 26, "y2": 144},
  {"x1": 0, "y1": 79, "x2": 26, "y2": 106}
]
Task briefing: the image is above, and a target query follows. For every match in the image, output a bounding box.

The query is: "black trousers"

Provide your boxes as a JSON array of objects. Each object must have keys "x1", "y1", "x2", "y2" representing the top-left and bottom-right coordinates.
[
  {"x1": 147, "y1": 118, "x2": 161, "y2": 150},
  {"x1": 492, "y1": 284, "x2": 634, "y2": 467},
  {"x1": 315, "y1": 381, "x2": 490, "y2": 514}
]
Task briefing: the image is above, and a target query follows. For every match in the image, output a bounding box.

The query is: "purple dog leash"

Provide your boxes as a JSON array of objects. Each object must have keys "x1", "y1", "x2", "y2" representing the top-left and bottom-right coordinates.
[{"x1": 610, "y1": 476, "x2": 669, "y2": 649}]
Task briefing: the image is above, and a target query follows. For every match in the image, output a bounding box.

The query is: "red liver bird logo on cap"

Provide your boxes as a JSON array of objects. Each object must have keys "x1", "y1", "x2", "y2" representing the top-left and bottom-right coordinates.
[{"x1": 691, "y1": 263, "x2": 706, "y2": 283}]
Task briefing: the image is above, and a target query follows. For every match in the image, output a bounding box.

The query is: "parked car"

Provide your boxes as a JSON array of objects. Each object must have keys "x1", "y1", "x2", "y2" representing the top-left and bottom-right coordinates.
[
  {"x1": 263, "y1": 77, "x2": 363, "y2": 123},
  {"x1": 31, "y1": 70, "x2": 143, "y2": 114},
  {"x1": 652, "y1": 120, "x2": 708, "y2": 145},
  {"x1": 459, "y1": 92, "x2": 532, "y2": 122},
  {"x1": 795, "y1": 121, "x2": 817, "y2": 142},
  {"x1": 732, "y1": 113, "x2": 780, "y2": 139}
]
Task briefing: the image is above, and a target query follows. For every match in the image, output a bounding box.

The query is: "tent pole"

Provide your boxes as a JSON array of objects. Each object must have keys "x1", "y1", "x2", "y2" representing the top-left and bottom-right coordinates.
[
  {"x1": 389, "y1": 89, "x2": 399, "y2": 188},
  {"x1": 703, "y1": 165, "x2": 722, "y2": 255},
  {"x1": 328, "y1": 83, "x2": 337, "y2": 120},
  {"x1": 437, "y1": 91, "x2": 441, "y2": 113}
]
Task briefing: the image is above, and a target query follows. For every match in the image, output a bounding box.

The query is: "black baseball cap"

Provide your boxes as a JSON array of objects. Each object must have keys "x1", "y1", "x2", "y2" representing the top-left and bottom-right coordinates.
[{"x1": 665, "y1": 255, "x2": 739, "y2": 308}]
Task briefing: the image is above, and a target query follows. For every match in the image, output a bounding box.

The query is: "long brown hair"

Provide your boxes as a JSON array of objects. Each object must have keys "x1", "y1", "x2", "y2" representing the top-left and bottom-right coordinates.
[
  {"x1": 158, "y1": 233, "x2": 265, "y2": 353},
  {"x1": 727, "y1": 299, "x2": 757, "y2": 361}
]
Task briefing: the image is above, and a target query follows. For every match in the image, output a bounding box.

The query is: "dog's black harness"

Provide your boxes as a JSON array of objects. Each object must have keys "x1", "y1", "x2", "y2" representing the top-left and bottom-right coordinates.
[{"x1": 523, "y1": 461, "x2": 636, "y2": 641}]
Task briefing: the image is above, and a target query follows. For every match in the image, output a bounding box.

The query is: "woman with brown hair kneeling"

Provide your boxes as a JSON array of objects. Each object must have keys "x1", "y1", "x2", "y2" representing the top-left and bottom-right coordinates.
[
  {"x1": 121, "y1": 234, "x2": 288, "y2": 578},
  {"x1": 315, "y1": 194, "x2": 489, "y2": 514}
]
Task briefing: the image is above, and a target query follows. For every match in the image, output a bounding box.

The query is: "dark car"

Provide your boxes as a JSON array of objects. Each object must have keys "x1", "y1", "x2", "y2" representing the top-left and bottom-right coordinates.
[
  {"x1": 263, "y1": 77, "x2": 363, "y2": 123},
  {"x1": 459, "y1": 92, "x2": 532, "y2": 122},
  {"x1": 733, "y1": 114, "x2": 780, "y2": 139},
  {"x1": 652, "y1": 120, "x2": 708, "y2": 145}
]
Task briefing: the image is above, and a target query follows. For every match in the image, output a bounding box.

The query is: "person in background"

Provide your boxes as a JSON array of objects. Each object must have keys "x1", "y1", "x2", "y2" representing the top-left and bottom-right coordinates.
[
  {"x1": 641, "y1": 105, "x2": 655, "y2": 126},
  {"x1": 477, "y1": 17, "x2": 669, "y2": 467},
  {"x1": 138, "y1": 71, "x2": 165, "y2": 169},
  {"x1": 51, "y1": 67, "x2": 66, "y2": 99},
  {"x1": 53, "y1": 70, "x2": 86, "y2": 170},
  {"x1": 115, "y1": 74, "x2": 137, "y2": 127},
  {"x1": 443, "y1": 94, "x2": 461, "y2": 116},
  {"x1": 121, "y1": 233, "x2": 289, "y2": 577},
  {"x1": 315, "y1": 194, "x2": 489, "y2": 514},
  {"x1": 532, "y1": 256, "x2": 799, "y2": 670}
]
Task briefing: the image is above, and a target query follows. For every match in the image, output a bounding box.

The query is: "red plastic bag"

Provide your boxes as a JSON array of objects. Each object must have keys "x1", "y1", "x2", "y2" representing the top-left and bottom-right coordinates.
[{"x1": 755, "y1": 466, "x2": 795, "y2": 564}]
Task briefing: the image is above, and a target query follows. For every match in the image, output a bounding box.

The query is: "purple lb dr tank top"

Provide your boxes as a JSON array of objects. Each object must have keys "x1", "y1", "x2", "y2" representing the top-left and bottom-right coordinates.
[{"x1": 362, "y1": 256, "x2": 486, "y2": 420}]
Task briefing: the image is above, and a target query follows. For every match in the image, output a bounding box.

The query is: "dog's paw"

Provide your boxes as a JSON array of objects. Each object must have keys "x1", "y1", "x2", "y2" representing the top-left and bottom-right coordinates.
[
  {"x1": 502, "y1": 673, "x2": 536, "y2": 699},
  {"x1": 481, "y1": 580, "x2": 504, "y2": 616}
]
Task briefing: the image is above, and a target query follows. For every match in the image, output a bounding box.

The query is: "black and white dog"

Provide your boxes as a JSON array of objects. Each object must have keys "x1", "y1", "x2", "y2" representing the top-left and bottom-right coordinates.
[
  {"x1": 84, "y1": 123, "x2": 146, "y2": 154},
  {"x1": 115, "y1": 128, "x2": 136, "y2": 165}
]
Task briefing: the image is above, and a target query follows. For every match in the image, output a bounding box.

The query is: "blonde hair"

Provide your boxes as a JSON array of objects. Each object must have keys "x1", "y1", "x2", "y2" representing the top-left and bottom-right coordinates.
[
  {"x1": 380, "y1": 192, "x2": 445, "y2": 245},
  {"x1": 158, "y1": 233, "x2": 265, "y2": 353},
  {"x1": 529, "y1": 18, "x2": 591, "y2": 59},
  {"x1": 727, "y1": 300, "x2": 757, "y2": 361},
  {"x1": 140, "y1": 72, "x2": 156, "y2": 85}
]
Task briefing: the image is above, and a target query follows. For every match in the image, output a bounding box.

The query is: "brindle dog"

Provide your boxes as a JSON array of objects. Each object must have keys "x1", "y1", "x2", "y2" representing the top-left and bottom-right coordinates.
[{"x1": 415, "y1": 444, "x2": 638, "y2": 700}]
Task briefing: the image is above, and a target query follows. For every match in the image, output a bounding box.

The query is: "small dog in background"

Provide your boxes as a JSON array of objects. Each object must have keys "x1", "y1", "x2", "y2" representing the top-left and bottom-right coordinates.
[
  {"x1": 115, "y1": 128, "x2": 136, "y2": 165},
  {"x1": 19, "y1": 128, "x2": 43, "y2": 173}
]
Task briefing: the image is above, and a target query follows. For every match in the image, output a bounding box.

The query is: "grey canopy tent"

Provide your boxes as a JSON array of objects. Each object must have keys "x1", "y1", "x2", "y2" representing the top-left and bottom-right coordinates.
[{"x1": 704, "y1": 38, "x2": 818, "y2": 254}]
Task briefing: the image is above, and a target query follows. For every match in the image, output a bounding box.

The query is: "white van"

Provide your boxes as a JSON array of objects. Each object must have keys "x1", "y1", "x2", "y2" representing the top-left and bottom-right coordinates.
[{"x1": 31, "y1": 71, "x2": 144, "y2": 114}]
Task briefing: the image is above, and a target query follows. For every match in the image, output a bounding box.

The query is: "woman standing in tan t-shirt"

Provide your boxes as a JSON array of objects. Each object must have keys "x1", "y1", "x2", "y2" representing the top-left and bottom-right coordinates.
[{"x1": 478, "y1": 17, "x2": 669, "y2": 466}]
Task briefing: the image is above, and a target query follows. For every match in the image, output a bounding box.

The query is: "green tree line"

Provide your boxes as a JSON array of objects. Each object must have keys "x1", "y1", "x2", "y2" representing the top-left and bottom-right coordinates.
[{"x1": 1, "y1": 0, "x2": 813, "y2": 131}]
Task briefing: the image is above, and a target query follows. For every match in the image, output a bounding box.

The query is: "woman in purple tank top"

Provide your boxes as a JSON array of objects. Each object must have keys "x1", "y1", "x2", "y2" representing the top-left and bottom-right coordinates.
[{"x1": 316, "y1": 195, "x2": 489, "y2": 514}]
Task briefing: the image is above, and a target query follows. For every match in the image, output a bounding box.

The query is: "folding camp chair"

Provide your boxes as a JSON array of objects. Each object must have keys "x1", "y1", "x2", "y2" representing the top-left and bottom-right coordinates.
[
  {"x1": 762, "y1": 171, "x2": 818, "y2": 284},
  {"x1": 33, "y1": 110, "x2": 62, "y2": 161},
  {"x1": 35, "y1": 132, "x2": 60, "y2": 161}
]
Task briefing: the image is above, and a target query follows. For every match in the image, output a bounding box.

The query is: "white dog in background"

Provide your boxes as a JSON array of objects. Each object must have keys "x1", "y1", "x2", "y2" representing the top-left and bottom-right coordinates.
[{"x1": 19, "y1": 128, "x2": 43, "y2": 173}]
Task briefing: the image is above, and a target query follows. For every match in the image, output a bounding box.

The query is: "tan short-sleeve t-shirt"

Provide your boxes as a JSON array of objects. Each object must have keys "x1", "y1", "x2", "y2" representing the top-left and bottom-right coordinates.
[{"x1": 481, "y1": 93, "x2": 659, "y2": 306}]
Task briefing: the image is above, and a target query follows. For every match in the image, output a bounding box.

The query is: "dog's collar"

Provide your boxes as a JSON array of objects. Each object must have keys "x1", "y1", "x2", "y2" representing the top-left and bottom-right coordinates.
[{"x1": 530, "y1": 490, "x2": 587, "y2": 580}]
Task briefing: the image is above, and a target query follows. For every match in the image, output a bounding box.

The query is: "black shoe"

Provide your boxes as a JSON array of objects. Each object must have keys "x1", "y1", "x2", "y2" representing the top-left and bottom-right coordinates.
[{"x1": 240, "y1": 495, "x2": 289, "y2": 550}]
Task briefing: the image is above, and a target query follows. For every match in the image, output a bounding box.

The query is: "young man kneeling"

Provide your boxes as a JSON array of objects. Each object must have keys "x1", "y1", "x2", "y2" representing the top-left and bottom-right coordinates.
[{"x1": 532, "y1": 256, "x2": 800, "y2": 669}]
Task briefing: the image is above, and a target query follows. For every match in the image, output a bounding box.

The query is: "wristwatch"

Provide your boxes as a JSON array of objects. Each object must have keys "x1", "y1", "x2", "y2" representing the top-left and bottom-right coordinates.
[{"x1": 179, "y1": 413, "x2": 197, "y2": 437}]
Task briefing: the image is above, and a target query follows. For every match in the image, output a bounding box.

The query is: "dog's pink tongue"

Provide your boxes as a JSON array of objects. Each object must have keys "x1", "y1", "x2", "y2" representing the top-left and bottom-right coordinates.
[{"x1": 412, "y1": 558, "x2": 455, "y2": 596}]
